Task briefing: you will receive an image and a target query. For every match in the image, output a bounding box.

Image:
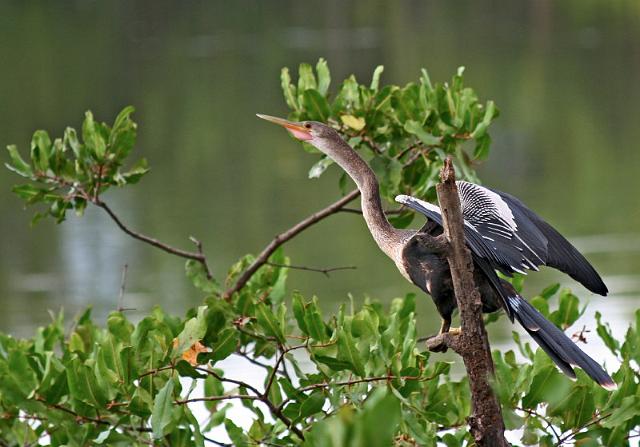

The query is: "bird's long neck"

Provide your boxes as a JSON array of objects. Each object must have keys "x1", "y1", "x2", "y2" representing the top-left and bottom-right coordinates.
[{"x1": 315, "y1": 136, "x2": 400, "y2": 258}]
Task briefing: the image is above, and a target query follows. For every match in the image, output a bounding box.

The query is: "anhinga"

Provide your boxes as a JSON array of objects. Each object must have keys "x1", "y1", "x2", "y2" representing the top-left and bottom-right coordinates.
[{"x1": 257, "y1": 114, "x2": 616, "y2": 390}]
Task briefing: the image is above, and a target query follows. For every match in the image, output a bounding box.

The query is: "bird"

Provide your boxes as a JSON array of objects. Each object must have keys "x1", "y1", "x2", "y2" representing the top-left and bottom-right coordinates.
[{"x1": 257, "y1": 114, "x2": 616, "y2": 390}]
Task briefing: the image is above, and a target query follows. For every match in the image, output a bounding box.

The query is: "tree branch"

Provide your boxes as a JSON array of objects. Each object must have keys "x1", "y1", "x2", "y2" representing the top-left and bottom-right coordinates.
[
  {"x1": 265, "y1": 261, "x2": 357, "y2": 278},
  {"x1": 434, "y1": 157, "x2": 509, "y2": 446},
  {"x1": 192, "y1": 365, "x2": 305, "y2": 441},
  {"x1": 223, "y1": 189, "x2": 361, "y2": 300},
  {"x1": 96, "y1": 200, "x2": 213, "y2": 279},
  {"x1": 277, "y1": 373, "x2": 433, "y2": 411}
]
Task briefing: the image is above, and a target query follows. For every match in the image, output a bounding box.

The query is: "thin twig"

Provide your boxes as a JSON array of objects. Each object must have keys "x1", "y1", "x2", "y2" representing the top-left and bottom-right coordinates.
[
  {"x1": 236, "y1": 349, "x2": 286, "y2": 376},
  {"x1": 338, "y1": 207, "x2": 404, "y2": 216},
  {"x1": 176, "y1": 394, "x2": 259, "y2": 405},
  {"x1": 190, "y1": 236, "x2": 214, "y2": 280},
  {"x1": 203, "y1": 436, "x2": 232, "y2": 447},
  {"x1": 554, "y1": 411, "x2": 612, "y2": 446},
  {"x1": 137, "y1": 364, "x2": 175, "y2": 380},
  {"x1": 277, "y1": 374, "x2": 432, "y2": 411},
  {"x1": 518, "y1": 406, "x2": 560, "y2": 442},
  {"x1": 223, "y1": 189, "x2": 361, "y2": 300},
  {"x1": 117, "y1": 263, "x2": 134, "y2": 312},
  {"x1": 192, "y1": 365, "x2": 305, "y2": 440},
  {"x1": 194, "y1": 367, "x2": 262, "y2": 397},
  {"x1": 265, "y1": 261, "x2": 357, "y2": 278},
  {"x1": 263, "y1": 345, "x2": 288, "y2": 399}
]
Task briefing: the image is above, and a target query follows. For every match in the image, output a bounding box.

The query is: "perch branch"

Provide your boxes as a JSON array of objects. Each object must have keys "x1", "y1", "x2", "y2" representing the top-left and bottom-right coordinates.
[
  {"x1": 223, "y1": 189, "x2": 361, "y2": 299},
  {"x1": 433, "y1": 157, "x2": 509, "y2": 446}
]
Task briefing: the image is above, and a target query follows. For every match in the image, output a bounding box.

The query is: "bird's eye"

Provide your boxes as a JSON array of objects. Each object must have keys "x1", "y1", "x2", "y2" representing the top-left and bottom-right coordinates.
[{"x1": 304, "y1": 123, "x2": 312, "y2": 129}]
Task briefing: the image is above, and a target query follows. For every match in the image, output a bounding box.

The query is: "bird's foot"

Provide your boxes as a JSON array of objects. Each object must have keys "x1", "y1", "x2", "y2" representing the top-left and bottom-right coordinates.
[{"x1": 448, "y1": 327, "x2": 461, "y2": 336}]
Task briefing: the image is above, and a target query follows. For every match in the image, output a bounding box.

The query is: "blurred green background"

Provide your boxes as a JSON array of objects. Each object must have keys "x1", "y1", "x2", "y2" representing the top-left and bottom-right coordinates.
[{"x1": 1, "y1": 1, "x2": 639, "y2": 340}]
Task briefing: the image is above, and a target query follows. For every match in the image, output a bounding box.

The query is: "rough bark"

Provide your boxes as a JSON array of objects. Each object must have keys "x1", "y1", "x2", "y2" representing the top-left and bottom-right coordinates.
[{"x1": 435, "y1": 157, "x2": 510, "y2": 446}]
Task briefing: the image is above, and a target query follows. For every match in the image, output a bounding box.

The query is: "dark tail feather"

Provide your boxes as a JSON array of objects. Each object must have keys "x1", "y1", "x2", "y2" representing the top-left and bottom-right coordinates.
[{"x1": 509, "y1": 295, "x2": 617, "y2": 390}]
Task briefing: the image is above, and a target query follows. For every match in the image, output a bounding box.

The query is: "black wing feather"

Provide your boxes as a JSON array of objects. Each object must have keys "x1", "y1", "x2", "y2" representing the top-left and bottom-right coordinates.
[
  {"x1": 395, "y1": 182, "x2": 608, "y2": 296},
  {"x1": 492, "y1": 190, "x2": 608, "y2": 295}
]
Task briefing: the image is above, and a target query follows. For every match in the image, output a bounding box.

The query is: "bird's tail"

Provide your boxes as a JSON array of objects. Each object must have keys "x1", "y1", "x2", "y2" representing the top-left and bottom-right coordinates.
[{"x1": 508, "y1": 294, "x2": 617, "y2": 390}]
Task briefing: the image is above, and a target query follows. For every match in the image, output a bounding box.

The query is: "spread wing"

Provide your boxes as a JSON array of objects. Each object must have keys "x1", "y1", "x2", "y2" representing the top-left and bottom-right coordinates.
[{"x1": 395, "y1": 181, "x2": 608, "y2": 296}]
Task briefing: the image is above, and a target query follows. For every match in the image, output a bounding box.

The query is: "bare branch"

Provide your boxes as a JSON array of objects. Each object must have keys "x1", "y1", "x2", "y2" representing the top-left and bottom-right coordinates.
[
  {"x1": 193, "y1": 365, "x2": 305, "y2": 441},
  {"x1": 117, "y1": 263, "x2": 131, "y2": 312},
  {"x1": 203, "y1": 436, "x2": 233, "y2": 447},
  {"x1": 190, "y1": 236, "x2": 214, "y2": 280},
  {"x1": 277, "y1": 373, "x2": 434, "y2": 411},
  {"x1": 265, "y1": 261, "x2": 357, "y2": 278},
  {"x1": 96, "y1": 200, "x2": 212, "y2": 278},
  {"x1": 223, "y1": 189, "x2": 361, "y2": 300},
  {"x1": 194, "y1": 367, "x2": 263, "y2": 397},
  {"x1": 176, "y1": 394, "x2": 259, "y2": 405},
  {"x1": 434, "y1": 157, "x2": 509, "y2": 446}
]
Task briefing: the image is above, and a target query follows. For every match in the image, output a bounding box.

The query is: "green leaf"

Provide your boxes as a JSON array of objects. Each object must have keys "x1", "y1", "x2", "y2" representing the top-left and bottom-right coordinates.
[
  {"x1": 308, "y1": 156, "x2": 334, "y2": 179},
  {"x1": 360, "y1": 389, "x2": 401, "y2": 447},
  {"x1": 281, "y1": 67, "x2": 298, "y2": 111},
  {"x1": 298, "y1": 63, "x2": 317, "y2": 92},
  {"x1": 11, "y1": 184, "x2": 45, "y2": 203},
  {"x1": 337, "y1": 328, "x2": 365, "y2": 376},
  {"x1": 209, "y1": 327, "x2": 238, "y2": 362},
  {"x1": 185, "y1": 260, "x2": 220, "y2": 294},
  {"x1": 473, "y1": 134, "x2": 491, "y2": 160},
  {"x1": 30, "y1": 130, "x2": 51, "y2": 172},
  {"x1": 5, "y1": 145, "x2": 32, "y2": 177},
  {"x1": 151, "y1": 379, "x2": 175, "y2": 439},
  {"x1": 256, "y1": 302, "x2": 286, "y2": 344},
  {"x1": 64, "y1": 127, "x2": 83, "y2": 159},
  {"x1": 522, "y1": 364, "x2": 571, "y2": 408},
  {"x1": 203, "y1": 373, "x2": 224, "y2": 412},
  {"x1": 292, "y1": 291, "x2": 309, "y2": 335},
  {"x1": 82, "y1": 111, "x2": 107, "y2": 159},
  {"x1": 388, "y1": 210, "x2": 414, "y2": 229},
  {"x1": 66, "y1": 357, "x2": 109, "y2": 407},
  {"x1": 173, "y1": 306, "x2": 208, "y2": 357},
  {"x1": 0, "y1": 350, "x2": 37, "y2": 404},
  {"x1": 595, "y1": 311, "x2": 619, "y2": 355},
  {"x1": 540, "y1": 283, "x2": 560, "y2": 299},
  {"x1": 300, "y1": 391, "x2": 326, "y2": 419},
  {"x1": 550, "y1": 288, "x2": 580, "y2": 329},
  {"x1": 225, "y1": 419, "x2": 250, "y2": 446},
  {"x1": 601, "y1": 395, "x2": 640, "y2": 428},
  {"x1": 302, "y1": 90, "x2": 331, "y2": 122},
  {"x1": 370, "y1": 65, "x2": 384, "y2": 91},
  {"x1": 120, "y1": 157, "x2": 149, "y2": 184},
  {"x1": 109, "y1": 106, "x2": 137, "y2": 161},
  {"x1": 304, "y1": 297, "x2": 329, "y2": 342},
  {"x1": 404, "y1": 120, "x2": 440, "y2": 145},
  {"x1": 316, "y1": 58, "x2": 331, "y2": 95}
]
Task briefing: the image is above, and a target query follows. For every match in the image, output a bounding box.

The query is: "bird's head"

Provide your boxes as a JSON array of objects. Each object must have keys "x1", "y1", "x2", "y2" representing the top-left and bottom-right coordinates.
[{"x1": 256, "y1": 114, "x2": 342, "y2": 153}]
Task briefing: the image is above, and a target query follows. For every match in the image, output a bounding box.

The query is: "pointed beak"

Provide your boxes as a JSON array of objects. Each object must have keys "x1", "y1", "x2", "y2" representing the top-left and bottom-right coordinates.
[{"x1": 256, "y1": 114, "x2": 313, "y2": 141}]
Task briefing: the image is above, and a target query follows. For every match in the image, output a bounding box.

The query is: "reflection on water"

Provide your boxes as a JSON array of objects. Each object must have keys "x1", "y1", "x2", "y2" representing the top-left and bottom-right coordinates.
[{"x1": 1, "y1": 1, "x2": 639, "y2": 346}]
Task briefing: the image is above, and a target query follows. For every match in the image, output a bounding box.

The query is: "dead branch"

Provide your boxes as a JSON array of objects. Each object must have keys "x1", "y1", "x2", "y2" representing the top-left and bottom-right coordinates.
[{"x1": 434, "y1": 157, "x2": 509, "y2": 446}]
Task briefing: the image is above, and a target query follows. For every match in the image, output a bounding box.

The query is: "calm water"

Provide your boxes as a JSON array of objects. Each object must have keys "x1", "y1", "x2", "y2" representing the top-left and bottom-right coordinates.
[{"x1": 1, "y1": 1, "x2": 639, "y2": 348}]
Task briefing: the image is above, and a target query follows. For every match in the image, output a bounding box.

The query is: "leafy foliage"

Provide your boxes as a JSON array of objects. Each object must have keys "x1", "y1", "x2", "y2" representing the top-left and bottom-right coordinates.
[
  {"x1": 281, "y1": 58, "x2": 497, "y2": 227},
  {"x1": 5, "y1": 106, "x2": 147, "y2": 224},
  {"x1": 2, "y1": 60, "x2": 638, "y2": 446}
]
